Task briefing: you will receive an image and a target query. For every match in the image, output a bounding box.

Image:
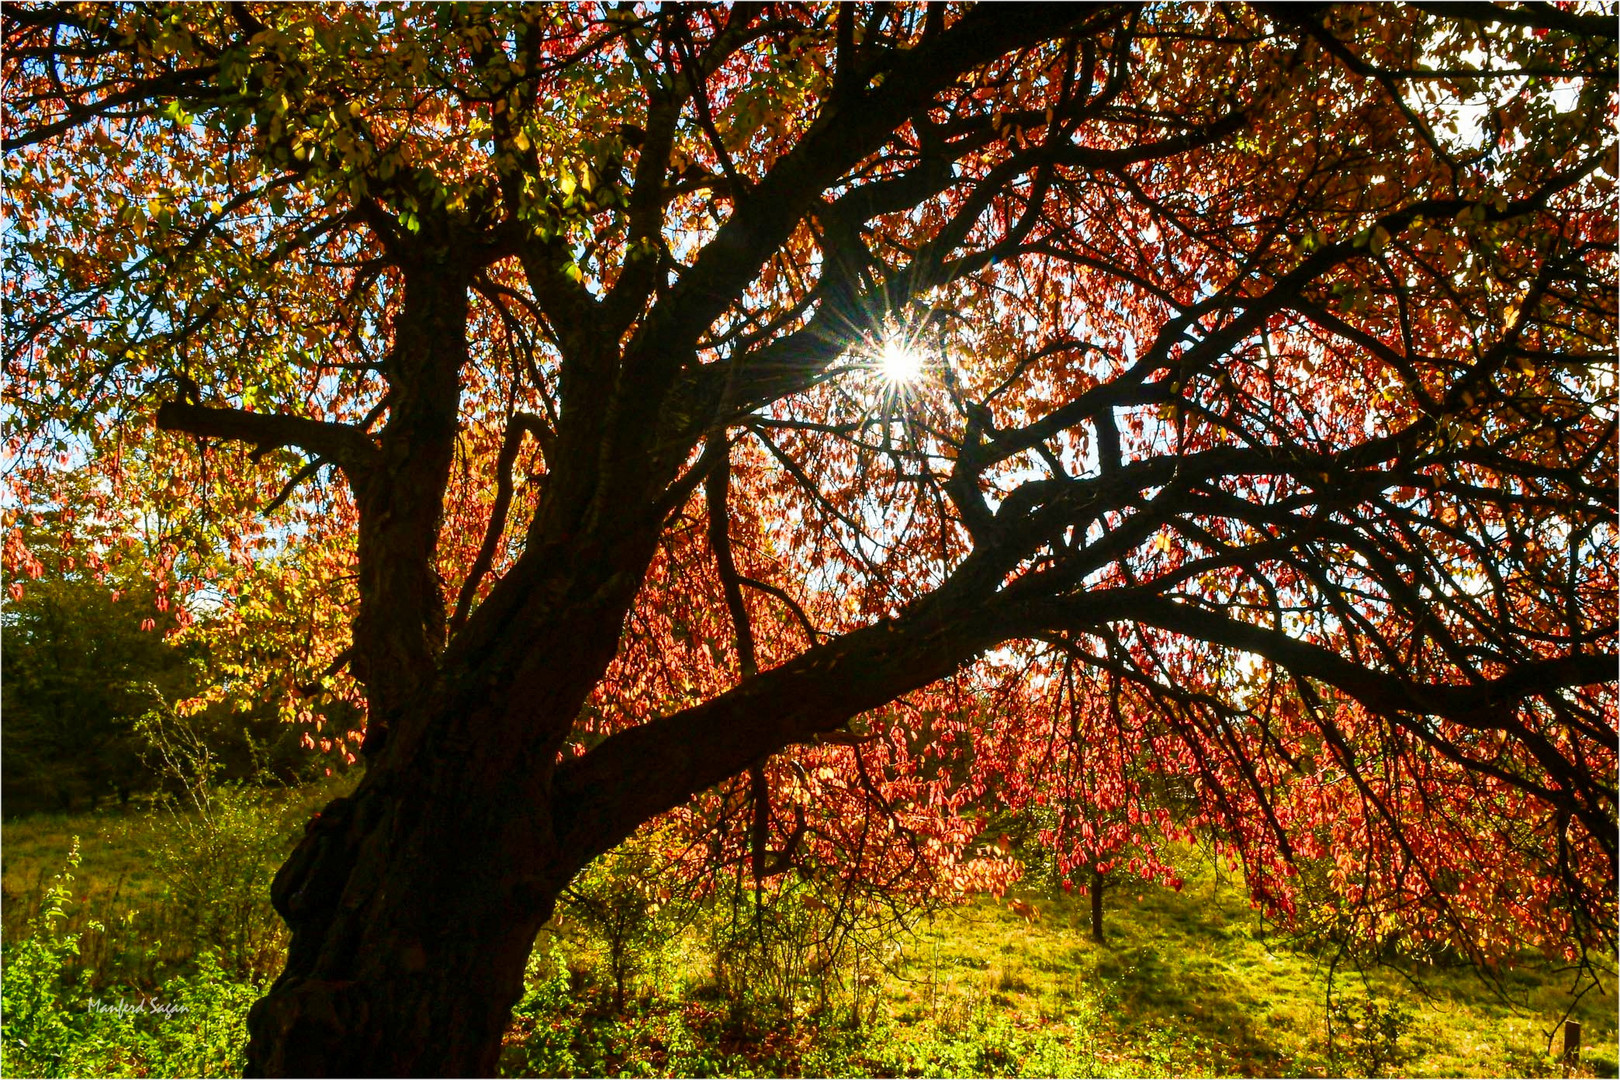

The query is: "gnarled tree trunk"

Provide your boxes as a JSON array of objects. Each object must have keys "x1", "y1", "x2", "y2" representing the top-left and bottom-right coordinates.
[
  {"x1": 244, "y1": 769, "x2": 560, "y2": 1076},
  {"x1": 244, "y1": 518, "x2": 665, "y2": 1076}
]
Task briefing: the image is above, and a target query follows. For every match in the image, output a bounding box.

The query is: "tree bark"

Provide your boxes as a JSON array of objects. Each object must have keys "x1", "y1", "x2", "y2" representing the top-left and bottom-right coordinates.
[{"x1": 243, "y1": 709, "x2": 568, "y2": 1076}]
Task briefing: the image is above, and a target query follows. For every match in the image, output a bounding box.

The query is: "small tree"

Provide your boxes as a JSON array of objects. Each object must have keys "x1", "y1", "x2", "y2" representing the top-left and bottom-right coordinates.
[{"x1": 558, "y1": 826, "x2": 692, "y2": 1013}]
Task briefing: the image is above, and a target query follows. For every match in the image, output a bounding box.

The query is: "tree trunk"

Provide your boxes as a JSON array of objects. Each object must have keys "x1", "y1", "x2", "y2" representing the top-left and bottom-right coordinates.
[
  {"x1": 242, "y1": 522, "x2": 662, "y2": 1075},
  {"x1": 1090, "y1": 868, "x2": 1105, "y2": 944},
  {"x1": 244, "y1": 693, "x2": 578, "y2": 1076},
  {"x1": 242, "y1": 477, "x2": 1021, "y2": 1074}
]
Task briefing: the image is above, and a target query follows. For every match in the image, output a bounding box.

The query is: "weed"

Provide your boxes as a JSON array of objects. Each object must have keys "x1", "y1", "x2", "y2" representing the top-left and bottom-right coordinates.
[{"x1": 141, "y1": 713, "x2": 301, "y2": 978}]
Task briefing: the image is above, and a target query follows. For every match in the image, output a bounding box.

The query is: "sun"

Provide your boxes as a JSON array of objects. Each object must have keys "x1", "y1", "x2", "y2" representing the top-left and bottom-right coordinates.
[{"x1": 878, "y1": 338, "x2": 927, "y2": 386}]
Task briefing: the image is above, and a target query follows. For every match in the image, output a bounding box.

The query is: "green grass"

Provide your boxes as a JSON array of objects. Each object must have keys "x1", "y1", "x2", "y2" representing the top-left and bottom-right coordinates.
[
  {"x1": 3, "y1": 806, "x2": 170, "y2": 920},
  {"x1": 2, "y1": 775, "x2": 352, "y2": 985},
  {"x1": 1, "y1": 775, "x2": 352, "y2": 926},
  {"x1": 875, "y1": 865, "x2": 1618, "y2": 1078},
  {"x1": 4, "y1": 798, "x2": 1615, "y2": 1078}
]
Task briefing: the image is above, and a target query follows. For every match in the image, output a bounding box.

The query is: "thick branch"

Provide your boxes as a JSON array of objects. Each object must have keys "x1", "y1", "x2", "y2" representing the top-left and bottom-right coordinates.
[
  {"x1": 551, "y1": 575, "x2": 1039, "y2": 868},
  {"x1": 449, "y1": 413, "x2": 553, "y2": 635},
  {"x1": 155, "y1": 400, "x2": 379, "y2": 480},
  {"x1": 643, "y1": 4, "x2": 1115, "y2": 359}
]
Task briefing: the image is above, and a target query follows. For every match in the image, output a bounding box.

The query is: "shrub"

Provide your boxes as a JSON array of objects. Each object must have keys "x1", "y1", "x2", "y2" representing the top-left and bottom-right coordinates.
[
  {"x1": 1, "y1": 841, "x2": 89, "y2": 1074},
  {"x1": 702, "y1": 876, "x2": 917, "y2": 1030},
  {"x1": 502, "y1": 941, "x2": 581, "y2": 1077},
  {"x1": 141, "y1": 714, "x2": 301, "y2": 977},
  {"x1": 705, "y1": 884, "x2": 827, "y2": 1022},
  {"x1": 0, "y1": 844, "x2": 259, "y2": 1078},
  {"x1": 1325, "y1": 990, "x2": 1415, "y2": 1078},
  {"x1": 0, "y1": 579, "x2": 200, "y2": 816},
  {"x1": 558, "y1": 827, "x2": 695, "y2": 1013}
]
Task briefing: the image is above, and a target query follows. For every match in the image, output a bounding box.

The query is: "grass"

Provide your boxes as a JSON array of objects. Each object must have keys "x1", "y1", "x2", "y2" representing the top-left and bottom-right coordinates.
[
  {"x1": 2, "y1": 773, "x2": 355, "y2": 895},
  {"x1": 3, "y1": 797, "x2": 1615, "y2": 1078},
  {"x1": 1, "y1": 774, "x2": 352, "y2": 990},
  {"x1": 2, "y1": 806, "x2": 170, "y2": 925},
  {"x1": 514, "y1": 841, "x2": 1617, "y2": 1078},
  {"x1": 876, "y1": 864, "x2": 1618, "y2": 1078}
]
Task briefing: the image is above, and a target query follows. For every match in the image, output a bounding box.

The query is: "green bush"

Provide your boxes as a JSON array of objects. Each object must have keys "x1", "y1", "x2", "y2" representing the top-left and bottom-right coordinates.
[
  {"x1": 503, "y1": 940, "x2": 582, "y2": 1077},
  {"x1": 1325, "y1": 990, "x2": 1415, "y2": 1078},
  {"x1": 700, "y1": 875, "x2": 916, "y2": 1029},
  {"x1": 1, "y1": 579, "x2": 201, "y2": 815},
  {"x1": 2, "y1": 570, "x2": 354, "y2": 821},
  {"x1": 558, "y1": 828, "x2": 695, "y2": 1013},
  {"x1": 0, "y1": 845, "x2": 260, "y2": 1078},
  {"x1": 704, "y1": 885, "x2": 826, "y2": 1022},
  {"x1": 1, "y1": 721, "x2": 303, "y2": 1077}
]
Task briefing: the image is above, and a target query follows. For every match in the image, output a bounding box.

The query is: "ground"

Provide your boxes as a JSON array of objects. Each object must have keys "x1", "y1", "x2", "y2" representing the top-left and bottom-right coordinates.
[{"x1": 3, "y1": 793, "x2": 1616, "y2": 1078}]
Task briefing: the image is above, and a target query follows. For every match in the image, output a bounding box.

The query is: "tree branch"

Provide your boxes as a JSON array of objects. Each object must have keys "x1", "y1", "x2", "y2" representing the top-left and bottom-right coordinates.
[
  {"x1": 449, "y1": 413, "x2": 553, "y2": 635},
  {"x1": 155, "y1": 400, "x2": 380, "y2": 480}
]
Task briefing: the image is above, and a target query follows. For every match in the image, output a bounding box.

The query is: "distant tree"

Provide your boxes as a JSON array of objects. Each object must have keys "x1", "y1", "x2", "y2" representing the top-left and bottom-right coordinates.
[
  {"x1": 4, "y1": 4, "x2": 1614, "y2": 1075},
  {"x1": 1, "y1": 482, "x2": 355, "y2": 812},
  {"x1": 1, "y1": 576, "x2": 195, "y2": 812}
]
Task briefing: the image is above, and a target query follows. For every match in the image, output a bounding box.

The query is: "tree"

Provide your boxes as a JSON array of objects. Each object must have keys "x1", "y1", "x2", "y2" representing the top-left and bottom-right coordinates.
[
  {"x1": 5, "y1": 2, "x2": 1614, "y2": 1073},
  {"x1": 1, "y1": 574, "x2": 193, "y2": 813},
  {"x1": 0, "y1": 450, "x2": 361, "y2": 810}
]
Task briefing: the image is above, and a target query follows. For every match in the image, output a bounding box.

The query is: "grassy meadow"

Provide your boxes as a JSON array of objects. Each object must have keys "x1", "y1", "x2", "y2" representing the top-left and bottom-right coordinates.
[{"x1": 2, "y1": 789, "x2": 1615, "y2": 1079}]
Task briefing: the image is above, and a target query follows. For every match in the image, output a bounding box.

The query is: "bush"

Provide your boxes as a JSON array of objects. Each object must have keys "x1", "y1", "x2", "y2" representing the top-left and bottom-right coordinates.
[
  {"x1": 0, "y1": 844, "x2": 259, "y2": 1078},
  {"x1": 701, "y1": 875, "x2": 916, "y2": 1030},
  {"x1": 141, "y1": 715, "x2": 301, "y2": 978},
  {"x1": 1, "y1": 716, "x2": 303, "y2": 1077},
  {"x1": 558, "y1": 828, "x2": 695, "y2": 1013},
  {"x1": 502, "y1": 941, "x2": 582, "y2": 1077},
  {"x1": 1325, "y1": 990, "x2": 1414, "y2": 1078},
  {"x1": 705, "y1": 883, "x2": 830, "y2": 1022}
]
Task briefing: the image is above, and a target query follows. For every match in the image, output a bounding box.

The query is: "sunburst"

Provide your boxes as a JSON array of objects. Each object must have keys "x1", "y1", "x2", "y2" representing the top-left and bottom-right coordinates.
[{"x1": 877, "y1": 337, "x2": 927, "y2": 386}]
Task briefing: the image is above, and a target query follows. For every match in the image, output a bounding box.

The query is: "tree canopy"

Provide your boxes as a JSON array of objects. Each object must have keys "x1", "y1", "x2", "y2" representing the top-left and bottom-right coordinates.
[{"x1": 4, "y1": 2, "x2": 1616, "y2": 1074}]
